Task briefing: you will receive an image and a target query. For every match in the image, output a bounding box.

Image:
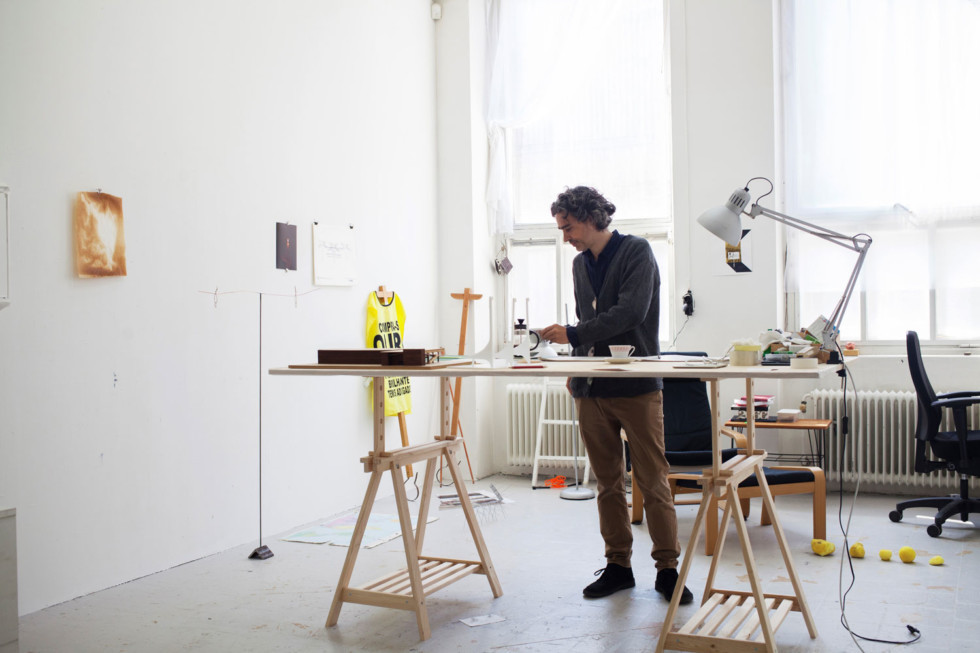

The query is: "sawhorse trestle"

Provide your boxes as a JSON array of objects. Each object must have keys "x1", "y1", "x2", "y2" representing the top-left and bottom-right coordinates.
[
  {"x1": 325, "y1": 378, "x2": 502, "y2": 641},
  {"x1": 657, "y1": 379, "x2": 818, "y2": 653}
]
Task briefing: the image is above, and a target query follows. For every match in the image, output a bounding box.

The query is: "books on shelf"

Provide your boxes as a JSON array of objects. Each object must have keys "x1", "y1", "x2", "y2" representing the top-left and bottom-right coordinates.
[
  {"x1": 733, "y1": 394, "x2": 775, "y2": 407},
  {"x1": 731, "y1": 394, "x2": 775, "y2": 420}
]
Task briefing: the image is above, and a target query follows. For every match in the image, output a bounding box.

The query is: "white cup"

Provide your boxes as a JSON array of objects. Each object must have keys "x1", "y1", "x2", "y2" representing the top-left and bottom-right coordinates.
[{"x1": 609, "y1": 345, "x2": 635, "y2": 359}]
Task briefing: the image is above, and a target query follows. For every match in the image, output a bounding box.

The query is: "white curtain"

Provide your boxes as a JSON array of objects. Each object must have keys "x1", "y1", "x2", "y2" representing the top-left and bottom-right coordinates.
[
  {"x1": 783, "y1": 0, "x2": 980, "y2": 220},
  {"x1": 485, "y1": 0, "x2": 643, "y2": 234},
  {"x1": 782, "y1": 0, "x2": 980, "y2": 340}
]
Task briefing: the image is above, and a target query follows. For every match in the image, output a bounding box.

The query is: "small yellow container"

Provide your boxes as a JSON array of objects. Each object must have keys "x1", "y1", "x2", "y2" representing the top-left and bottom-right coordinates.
[{"x1": 731, "y1": 344, "x2": 761, "y2": 366}]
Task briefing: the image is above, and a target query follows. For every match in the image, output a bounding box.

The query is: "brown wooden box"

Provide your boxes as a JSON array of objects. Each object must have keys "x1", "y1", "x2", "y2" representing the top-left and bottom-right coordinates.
[{"x1": 317, "y1": 348, "x2": 430, "y2": 366}]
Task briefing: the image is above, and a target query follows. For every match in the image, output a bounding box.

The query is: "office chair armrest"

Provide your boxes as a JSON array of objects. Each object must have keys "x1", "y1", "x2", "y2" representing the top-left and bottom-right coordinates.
[
  {"x1": 935, "y1": 389, "x2": 980, "y2": 399},
  {"x1": 933, "y1": 394, "x2": 980, "y2": 410}
]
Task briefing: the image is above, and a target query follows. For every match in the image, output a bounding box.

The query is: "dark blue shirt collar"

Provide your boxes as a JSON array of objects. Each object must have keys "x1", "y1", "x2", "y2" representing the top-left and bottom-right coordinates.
[{"x1": 584, "y1": 230, "x2": 623, "y2": 295}]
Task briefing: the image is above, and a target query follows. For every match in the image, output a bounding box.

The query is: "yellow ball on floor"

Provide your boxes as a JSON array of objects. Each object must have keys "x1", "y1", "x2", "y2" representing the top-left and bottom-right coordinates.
[
  {"x1": 811, "y1": 539, "x2": 836, "y2": 556},
  {"x1": 929, "y1": 555, "x2": 944, "y2": 566},
  {"x1": 879, "y1": 549, "x2": 892, "y2": 561},
  {"x1": 899, "y1": 546, "x2": 916, "y2": 563},
  {"x1": 849, "y1": 542, "x2": 865, "y2": 558}
]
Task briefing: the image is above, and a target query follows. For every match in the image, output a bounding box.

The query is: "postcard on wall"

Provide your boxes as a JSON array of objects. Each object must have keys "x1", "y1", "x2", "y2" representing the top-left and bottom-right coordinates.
[
  {"x1": 276, "y1": 222, "x2": 297, "y2": 271},
  {"x1": 312, "y1": 223, "x2": 356, "y2": 286},
  {"x1": 715, "y1": 228, "x2": 753, "y2": 275},
  {"x1": 74, "y1": 191, "x2": 127, "y2": 278}
]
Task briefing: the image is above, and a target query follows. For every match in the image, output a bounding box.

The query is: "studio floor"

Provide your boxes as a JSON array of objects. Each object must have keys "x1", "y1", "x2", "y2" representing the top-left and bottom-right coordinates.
[{"x1": 15, "y1": 474, "x2": 980, "y2": 653}]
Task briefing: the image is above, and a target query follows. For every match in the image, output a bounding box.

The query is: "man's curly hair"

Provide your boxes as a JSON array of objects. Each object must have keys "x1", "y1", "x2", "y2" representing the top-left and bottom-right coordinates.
[{"x1": 550, "y1": 186, "x2": 616, "y2": 230}]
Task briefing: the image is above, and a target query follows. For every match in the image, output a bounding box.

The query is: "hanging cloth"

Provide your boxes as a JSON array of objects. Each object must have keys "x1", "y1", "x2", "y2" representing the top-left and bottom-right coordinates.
[{"x1": 365, "y1": 291, "x2": 412, "y2": 416}]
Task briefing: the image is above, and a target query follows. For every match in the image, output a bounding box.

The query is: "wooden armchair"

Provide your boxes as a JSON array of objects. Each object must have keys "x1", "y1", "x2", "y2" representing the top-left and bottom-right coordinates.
[{"x1": 628, "y1": 372, "x2": 826, "y2": 555}]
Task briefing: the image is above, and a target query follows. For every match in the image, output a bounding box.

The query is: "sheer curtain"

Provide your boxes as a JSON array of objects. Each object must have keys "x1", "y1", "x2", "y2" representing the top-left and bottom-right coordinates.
[
  {"x1": 485, "y1": 0, "x2": 668, "y2": 233},
  {"x1": 782, "y1": 0, "x2": 980, "y2": 340}
]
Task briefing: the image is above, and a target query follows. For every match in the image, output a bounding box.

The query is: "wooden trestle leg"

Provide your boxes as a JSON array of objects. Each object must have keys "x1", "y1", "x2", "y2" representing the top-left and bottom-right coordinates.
[
  {"x1": 656, "y1": 378, "x2": 817, "y2": 653},
  {"x1": 325, "y1": 376, "x2": 501, "y2": 641}
]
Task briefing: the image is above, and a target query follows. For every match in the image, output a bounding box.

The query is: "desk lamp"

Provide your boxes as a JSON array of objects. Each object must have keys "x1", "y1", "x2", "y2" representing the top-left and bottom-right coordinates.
[{"x1": 697, "y1": 177, "x2": 872, "y2": 355}]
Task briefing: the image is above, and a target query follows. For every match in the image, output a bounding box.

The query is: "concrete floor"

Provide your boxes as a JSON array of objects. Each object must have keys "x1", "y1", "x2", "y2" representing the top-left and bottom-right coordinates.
[{"x1": 16, "y1": 474, "x2": 980, "y2": 652}]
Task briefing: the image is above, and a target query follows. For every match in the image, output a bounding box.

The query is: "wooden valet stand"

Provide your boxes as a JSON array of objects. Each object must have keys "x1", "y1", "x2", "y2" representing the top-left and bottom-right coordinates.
[
  {"x1": 447, "y1": 287, "x2": 482, "y2": 483},
  {"x1": 656, "y1": 377, "x2": 817, "y2": 653},
  {"x1": 325, "y1": 375, "x2": 502, "y2": 640}
]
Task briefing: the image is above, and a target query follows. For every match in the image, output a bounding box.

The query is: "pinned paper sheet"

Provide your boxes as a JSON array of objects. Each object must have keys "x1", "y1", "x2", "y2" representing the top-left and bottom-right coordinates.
[{"x1": 312, "y1": 223, "x2": 356, "y2": 286}]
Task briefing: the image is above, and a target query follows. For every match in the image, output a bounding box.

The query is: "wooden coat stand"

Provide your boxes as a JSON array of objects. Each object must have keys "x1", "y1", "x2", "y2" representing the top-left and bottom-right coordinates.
[
  {"x1": 447, "y1": 287, "x2": 481, "y2": 483},
  {"x1": 656, "y1": 377, "x2": 817, "y2": 653},
  {"x1": 325, "y1": 376, "x2": 502, "y2": 640}
]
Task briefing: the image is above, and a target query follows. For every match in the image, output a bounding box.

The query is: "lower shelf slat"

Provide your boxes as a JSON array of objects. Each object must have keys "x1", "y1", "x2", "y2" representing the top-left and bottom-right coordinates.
[
  {"x1": 665, "y1": 590, "x2": 800, "y2": 653},
  {"x1": 352, "y1": 559, "x2": 483, "y2": 600}
]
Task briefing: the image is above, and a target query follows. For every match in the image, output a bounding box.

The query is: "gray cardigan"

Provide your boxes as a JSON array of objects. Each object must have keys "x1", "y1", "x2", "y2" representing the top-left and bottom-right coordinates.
[{"x1": 569, "y1": 234, "x2": 662, "y2": 398}]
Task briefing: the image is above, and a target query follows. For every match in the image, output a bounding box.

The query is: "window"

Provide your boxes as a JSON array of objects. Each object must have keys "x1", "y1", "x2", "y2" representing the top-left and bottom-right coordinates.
[
  {"x1": 486, "y1": 0, "x2": 673, "y2": 339},
  {"x1": 781, "y1": 0, "x2": 980, "y2": 342},
  {"x1": 506, "y1": 233, "x2": 672, "y2": 339}
]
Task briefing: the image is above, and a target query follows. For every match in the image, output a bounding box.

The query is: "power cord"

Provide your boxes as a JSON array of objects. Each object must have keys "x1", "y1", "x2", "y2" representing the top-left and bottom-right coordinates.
[
  {"x1": 832, "y1": 342, "x2": 922, "y2": 648},
  {"x1": 668, "y1": 314, "x2": 690, "y2": 351}
]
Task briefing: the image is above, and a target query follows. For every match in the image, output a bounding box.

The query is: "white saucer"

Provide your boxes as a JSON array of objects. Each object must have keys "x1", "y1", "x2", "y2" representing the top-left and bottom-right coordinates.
[{"x1": 607, "y1": 357, "x2": 634, "y2": 364}]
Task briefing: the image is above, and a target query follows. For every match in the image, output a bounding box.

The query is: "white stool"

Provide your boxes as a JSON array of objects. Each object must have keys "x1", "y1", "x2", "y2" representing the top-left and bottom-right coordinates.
[{"x1": 531, "y1": 379, "x2": 591, "y2": 487}]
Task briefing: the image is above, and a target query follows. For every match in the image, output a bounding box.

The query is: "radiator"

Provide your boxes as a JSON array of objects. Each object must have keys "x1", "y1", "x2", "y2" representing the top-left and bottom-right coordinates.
[
  {"x1": 506, "y1": 383, "x2": 584, "y2": 471},
  {"x1": 808, "y1": 389, "x2": 980, "y2": 495}
]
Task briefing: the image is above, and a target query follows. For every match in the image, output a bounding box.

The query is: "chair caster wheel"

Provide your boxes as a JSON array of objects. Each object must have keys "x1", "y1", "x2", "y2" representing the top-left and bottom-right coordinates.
[
  {"x1": 889, "y1": 510, "x2": 903, "y2": 523},
  {"x1": 927, "y1": 523, "x2": 942, "y2": 537}
]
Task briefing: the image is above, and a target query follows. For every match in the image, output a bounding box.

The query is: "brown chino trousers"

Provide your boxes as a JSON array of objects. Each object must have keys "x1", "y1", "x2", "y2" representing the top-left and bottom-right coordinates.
[{"x1": 575, "y1": 390, "x2": 680, "y2": 570}]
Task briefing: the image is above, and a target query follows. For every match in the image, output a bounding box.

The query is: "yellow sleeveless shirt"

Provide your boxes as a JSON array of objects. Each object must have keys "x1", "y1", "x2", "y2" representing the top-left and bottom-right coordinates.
[{"x1": 365, "y1": 291, "x2": 412, "y2": 415}]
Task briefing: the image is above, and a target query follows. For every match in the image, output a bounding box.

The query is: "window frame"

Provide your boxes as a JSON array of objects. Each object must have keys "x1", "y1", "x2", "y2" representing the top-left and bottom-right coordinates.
[{"x1": 505, "y1": 217, "x2": 674, "y2": 348}]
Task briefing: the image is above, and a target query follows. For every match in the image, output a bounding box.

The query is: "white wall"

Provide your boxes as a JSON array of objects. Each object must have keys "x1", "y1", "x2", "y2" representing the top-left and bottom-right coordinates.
[
  {"x1": 667, "y1": 0, "x2": 784, "y2": 441},
  {"x1": 669, "y1": 0, "x2": 779, "y2": 359},
  {"x1": 0, "y1": 0, "x2": 441, "y2": 613},
  {"x1": 433, "y1": 0, "x2": 498, "y2": 479}
]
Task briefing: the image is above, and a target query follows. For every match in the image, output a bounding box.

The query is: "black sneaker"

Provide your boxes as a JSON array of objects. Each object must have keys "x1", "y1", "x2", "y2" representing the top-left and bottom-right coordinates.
[
  {"x1": 583, "y1": 563, "x2": 635, "y2": 598},
  {"x1": 654, "y1": 568, "x2": 694, "y2": 605}
]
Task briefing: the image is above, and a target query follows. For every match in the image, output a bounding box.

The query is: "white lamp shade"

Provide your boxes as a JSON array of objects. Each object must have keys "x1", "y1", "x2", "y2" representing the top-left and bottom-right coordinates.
[{"x1": 697, "y1": 187, "x2": 750, "y2": 246}]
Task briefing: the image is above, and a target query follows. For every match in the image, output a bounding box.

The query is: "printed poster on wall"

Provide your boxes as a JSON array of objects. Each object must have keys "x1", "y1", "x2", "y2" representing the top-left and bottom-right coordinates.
[
  {"x1": 74, "y1": 191, "x2": 127, "y2": 278},
  {"x1": 714, "y1": 229, "x2": 753, "y2": 275},
  {"x1": 276, "y1": 222, "x2": 297, "y2": 271}
]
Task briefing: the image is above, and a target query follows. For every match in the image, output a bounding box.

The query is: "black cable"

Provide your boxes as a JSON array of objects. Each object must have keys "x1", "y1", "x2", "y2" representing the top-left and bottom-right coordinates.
[
  {"x1": 405, "y1": 472, "x2": 420, "y2": 501},
  {"x1": 668, "y1": 315, "x2": 690, "y2": 351},
  {"x1": 834, "y1": 341, "x2": 922, "y2": 647}
]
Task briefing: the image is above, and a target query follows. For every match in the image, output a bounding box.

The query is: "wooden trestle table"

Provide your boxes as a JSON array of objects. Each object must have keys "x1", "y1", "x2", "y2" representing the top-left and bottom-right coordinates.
[{"x1": 270, "y1": 357, "x2": 836, "y2": 651}]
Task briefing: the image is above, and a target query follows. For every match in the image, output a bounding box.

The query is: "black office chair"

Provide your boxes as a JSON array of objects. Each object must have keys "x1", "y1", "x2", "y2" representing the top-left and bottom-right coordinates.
[{"x1": 889, "y1": 331, "x2": 980, "y2": 537}]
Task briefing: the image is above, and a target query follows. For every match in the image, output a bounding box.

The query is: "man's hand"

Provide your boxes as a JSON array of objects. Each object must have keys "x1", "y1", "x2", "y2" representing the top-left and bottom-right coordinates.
[{"x1": 539, "y1": 323, "x2": 570, "y2": 345}]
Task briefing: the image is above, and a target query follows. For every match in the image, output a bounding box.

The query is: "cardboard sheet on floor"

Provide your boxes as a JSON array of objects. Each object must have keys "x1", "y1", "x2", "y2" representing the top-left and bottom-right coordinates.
[
  {"x1": 460, "y1": 614, "x2": 506, "y2": 627},
  {"x1": 282, "y1": 511, "x2": 437, "y2": 548}
]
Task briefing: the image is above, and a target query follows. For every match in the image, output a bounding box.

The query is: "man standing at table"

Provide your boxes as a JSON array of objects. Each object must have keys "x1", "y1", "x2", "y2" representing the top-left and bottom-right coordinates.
[{"x1": 539, "y1": 186, "x2": 693, "y2": 606}]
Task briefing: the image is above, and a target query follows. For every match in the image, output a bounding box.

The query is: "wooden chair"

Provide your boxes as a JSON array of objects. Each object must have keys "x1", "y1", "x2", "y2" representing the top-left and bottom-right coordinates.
[
  {"x1": 665, "y1": 432, "x2": 827, "y2": 555},
  {"x1": 629, "y1": 371, "x2": 826, "y2": 555}
]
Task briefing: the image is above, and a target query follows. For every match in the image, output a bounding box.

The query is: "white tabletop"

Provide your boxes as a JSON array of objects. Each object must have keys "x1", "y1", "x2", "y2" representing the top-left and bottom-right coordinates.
[{"x1": 269, "y1": 357, "x2": 835, "y2": 380}]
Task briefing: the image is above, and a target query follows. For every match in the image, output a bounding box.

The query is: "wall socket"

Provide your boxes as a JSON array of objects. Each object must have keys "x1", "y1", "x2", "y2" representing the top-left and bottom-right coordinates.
[{"x1": 682, "y1": 290, "x2": 694, "y2": 316}]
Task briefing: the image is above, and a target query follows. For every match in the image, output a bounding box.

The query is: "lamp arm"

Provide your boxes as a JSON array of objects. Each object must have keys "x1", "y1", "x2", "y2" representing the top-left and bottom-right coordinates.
[
  {"x1": 821, "y1": 244, "x2": 870, "y2": 347},
  {"x1": 748, "y1": 203, "x2": 872, "y2": 349},
  {"x1": 749, "y1": 205, "x2": 869, "y2": 253}
]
